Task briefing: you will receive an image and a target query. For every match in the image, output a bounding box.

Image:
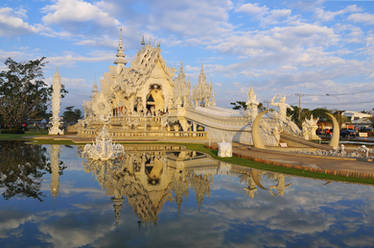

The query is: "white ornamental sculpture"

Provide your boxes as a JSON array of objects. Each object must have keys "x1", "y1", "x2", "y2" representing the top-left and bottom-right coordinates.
[
  {"x1": 92, "y1": 92, "x2": 112, "y2": 122},
  {"x1": 271, "y1": 95, "x2": 293, "y2": 123},
  {"x1": 246, "y1": 87, "x2": 259, "y2": 122},
  {"x1": 302, "y1": 115, "x2": 321, "y2": 140},
  {"x1": 83, "y1": 126, "x2": 124, "y2": 161},
  {"x1": 218, "y1": 139, "x2": 232, "y2": 157},
  {"x1": 49, "y1": 69, "x2": 64, "y2": 135}
]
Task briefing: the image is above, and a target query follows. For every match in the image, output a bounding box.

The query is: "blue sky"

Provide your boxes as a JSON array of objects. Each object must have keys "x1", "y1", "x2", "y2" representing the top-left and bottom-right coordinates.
[{"x1": 1, "y1": 0, "x2": 374, "y2": 111}]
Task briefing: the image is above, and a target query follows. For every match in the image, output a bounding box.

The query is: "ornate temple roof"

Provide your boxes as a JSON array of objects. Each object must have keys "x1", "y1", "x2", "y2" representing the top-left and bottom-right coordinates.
[{"x1": 114, "y1": 43, "x2": 176, "y2": 97}]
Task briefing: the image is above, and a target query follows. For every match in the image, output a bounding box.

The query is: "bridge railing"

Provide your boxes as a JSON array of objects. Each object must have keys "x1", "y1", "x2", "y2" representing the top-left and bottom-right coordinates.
[
  {"x1": 79, "y1": 129, "x2": 207, "y2": 138},
  {"x1": 184, "y1": 108, "x2": 251, "y2": 128},
  {"x1": 110, "y1": 116, "x2": 163, "y2": 124}
]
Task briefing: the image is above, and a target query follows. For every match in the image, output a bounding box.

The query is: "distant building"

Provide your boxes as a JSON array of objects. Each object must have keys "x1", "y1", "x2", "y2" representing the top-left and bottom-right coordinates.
[{"x1": 343, "y1": 111, "x2": 372, "y2": 122}]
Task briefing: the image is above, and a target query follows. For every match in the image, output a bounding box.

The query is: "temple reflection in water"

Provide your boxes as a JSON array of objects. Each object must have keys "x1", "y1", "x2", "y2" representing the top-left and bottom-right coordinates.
[{"x1": 53, "y1": 144, "x2": 292, "y2": 227}]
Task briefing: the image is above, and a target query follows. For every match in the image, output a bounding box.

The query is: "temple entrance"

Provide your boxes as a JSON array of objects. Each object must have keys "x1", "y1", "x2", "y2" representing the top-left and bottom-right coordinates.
[{"x1": 146, "y1": 84, "x2": 165, "y2": 114}]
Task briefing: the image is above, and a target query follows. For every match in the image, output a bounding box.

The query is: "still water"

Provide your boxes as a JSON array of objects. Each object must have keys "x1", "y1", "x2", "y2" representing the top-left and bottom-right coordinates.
[{"x1": 0, "y1": 142, "x2": 374, "y2": 248}]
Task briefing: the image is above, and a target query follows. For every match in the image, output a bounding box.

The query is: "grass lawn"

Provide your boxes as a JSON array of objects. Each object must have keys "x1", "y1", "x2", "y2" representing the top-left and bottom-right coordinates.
[{"x1": 0, "y1": 130, "x2": 48, "y2": 140}]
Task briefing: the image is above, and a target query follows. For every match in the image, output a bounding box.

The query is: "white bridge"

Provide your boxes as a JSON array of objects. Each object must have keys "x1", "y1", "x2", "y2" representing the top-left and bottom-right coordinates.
[{"x1": 181, "y1": 106, "x2": 253, "y2": 144}]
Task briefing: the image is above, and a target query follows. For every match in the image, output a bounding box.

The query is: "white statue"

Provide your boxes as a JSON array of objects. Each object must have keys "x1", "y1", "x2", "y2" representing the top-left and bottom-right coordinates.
[
  {"x1": 340, "y1": 144, "x2": 346, "y2": 155},
  {"x1": 246, "y1": 87, "x2": 259, "y2": 121},
  {"x1": 218, "y1": 139, "x2": 232, "y2": 157},
  {"x1": 83, "y1": 126, "x2": 124, "y2": 161},
  {"x1": 360, "y1": 145, "x2": 370, "y2": 158},
  {"x1": 49, "y1": 69, "x2": 64, "y2": 135},
  {"x1": 271, "y1": 95, "x2": 293, "y2": 122},
  {"x1": 301, "y1": 115, "x2": 320, "y2": 140}
]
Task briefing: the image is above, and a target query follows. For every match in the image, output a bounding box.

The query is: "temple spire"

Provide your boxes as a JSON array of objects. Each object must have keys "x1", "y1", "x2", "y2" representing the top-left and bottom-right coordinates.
[
  {"x1": 112, "y1": 196, "x2": 124, "y2": 229},
  {"x1": 179, "y1": 61, "x2": 185, "y2": 79},
  {"x1": 91, "y1": 78, "x2": 98, "y2": 98},
  {"x1": 210, "y1": 90, "x2": 216, "y2": 106},
  {"x1": 141, "y1": 35, "x2": 145, "y2": 46},
  {"x1": 54, "y1": 67, "x2": 60, "y2": 78},
  {"x1": 114, "y1": 27, "x2": 127, "y2": 66},
  {"x1": 198, "y1": 64, "x2": 206, "y2": 85}
]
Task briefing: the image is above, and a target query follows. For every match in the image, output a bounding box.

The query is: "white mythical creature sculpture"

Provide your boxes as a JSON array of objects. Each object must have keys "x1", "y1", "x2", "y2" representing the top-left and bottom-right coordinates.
[
  {"x1": 218, "y1": 139, "x2": 232, "y2": 157},
  {"x1": 83, "y1": 126, "x2": 124, "y2": 161},
  {"x1": 302, "y1": 115, "x2": 320, "y2": 140}
]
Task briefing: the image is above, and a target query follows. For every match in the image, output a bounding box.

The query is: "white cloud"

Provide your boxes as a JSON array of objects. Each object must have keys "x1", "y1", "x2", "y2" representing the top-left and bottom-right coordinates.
[
  {"x1": 0, "y1": 211, "x2": 33, "y2": 238},
  {"x1": 75, "y1": 36, "x2": 117, "y2": 48},
  {"x1": 236, "y1": 3, "x2": 295, "y2": 26},
  {"x1": 0, "y1": 7, "x2": 43, "y2": 36},
  {"x1": 42, "y1": 0, "x2": 120, "y2": 29},
  {"x1": 236, "y1": 3, "x2": 268, "y2": 15},
  {"x1": 0, "y1": 49, "x2": 25, "y2": 61},
  {"x1": 47, "y1": 52, "x2": 114, "y2": 66},
  {"x1": 145, "y1": 0, "x2": 234, "y2": 40},
  {"x1": 269, "y1": 9, "x2": 291, "y2": 19},
  {"x1": 315, "y1": 5, "x2": 361, "y2": 22},
  {"x1": 335, "y1": 24, "x2": 364, "y2": 44},
  {"x1": 208, "y1": 23, "x2": 337, "y2": 59},
  {"x1": 348, "y1": 12, "x2": 374, "y2": 25}
]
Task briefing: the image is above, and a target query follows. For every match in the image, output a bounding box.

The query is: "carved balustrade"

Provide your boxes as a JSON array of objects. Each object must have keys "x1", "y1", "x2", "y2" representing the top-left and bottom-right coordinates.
[{"x1": 79, "y1": 128, "x2": 207, "y2": 139}]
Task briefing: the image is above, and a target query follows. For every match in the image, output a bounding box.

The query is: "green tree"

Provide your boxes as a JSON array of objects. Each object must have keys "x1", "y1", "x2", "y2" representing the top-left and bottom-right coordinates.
[
  {"x1": 332, "y1": 110, "x2": 348, "y2": 128},
  {"x1": 230, "y1": 101, "x2": 266, "y2": 112},
  {"x1": 287, "y1": 105, "x2": 312, "y2": 128},
  {"x1": 311, "y1": 108, "x2": 331, "y2": 121},
  {"x1": 63, "y1": 106, "x2": 82, "y2": 126},
  {"x1": 230, "y1": 101, "x2": 247, "y2": 110},
  {"x1": 0, "y1": 57, "x2": 66, "y2": 130}
]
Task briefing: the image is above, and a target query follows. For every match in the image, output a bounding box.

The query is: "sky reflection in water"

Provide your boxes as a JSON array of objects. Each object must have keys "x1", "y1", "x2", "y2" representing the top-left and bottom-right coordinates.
[{"x1": 0, "y1": 142, "x2": 374, "y2": 248}]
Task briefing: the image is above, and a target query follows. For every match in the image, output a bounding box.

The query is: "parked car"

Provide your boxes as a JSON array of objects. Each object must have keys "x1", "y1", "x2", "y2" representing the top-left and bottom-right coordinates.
[{"x1": 340, "y1": 128, "x2": 356, "y2": 138}]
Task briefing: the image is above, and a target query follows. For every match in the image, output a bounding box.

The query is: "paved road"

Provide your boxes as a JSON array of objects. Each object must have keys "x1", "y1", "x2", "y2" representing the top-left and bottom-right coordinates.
[{"x1": 231, "y1": 143, "x2": 374, "y2": 175}]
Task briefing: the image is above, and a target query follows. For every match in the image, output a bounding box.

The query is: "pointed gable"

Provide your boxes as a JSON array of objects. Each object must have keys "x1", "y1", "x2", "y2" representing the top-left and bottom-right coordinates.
[{"x1": 115, "y1": 44, "x2": 176, "y2": 97}]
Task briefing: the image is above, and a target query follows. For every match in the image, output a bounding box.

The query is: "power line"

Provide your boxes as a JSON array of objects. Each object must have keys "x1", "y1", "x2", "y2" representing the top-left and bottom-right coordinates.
[
  {"x1": 292, "y1": 90, "x2": 374, "y2": 97},
  {"x1": 289, "y1": 100, "x2": 374, "y2": 106}
]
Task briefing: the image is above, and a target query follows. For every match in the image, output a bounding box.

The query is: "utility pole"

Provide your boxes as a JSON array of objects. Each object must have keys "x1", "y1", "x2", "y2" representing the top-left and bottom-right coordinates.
[{"x1": 295, "y1": 93, "x2": 303, "y2": 122}]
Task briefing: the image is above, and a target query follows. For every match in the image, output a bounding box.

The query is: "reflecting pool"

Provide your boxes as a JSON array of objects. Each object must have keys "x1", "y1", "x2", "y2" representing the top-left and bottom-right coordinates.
[{"x1": 1, "y1": 142, "x2": 374, "y2": 247}]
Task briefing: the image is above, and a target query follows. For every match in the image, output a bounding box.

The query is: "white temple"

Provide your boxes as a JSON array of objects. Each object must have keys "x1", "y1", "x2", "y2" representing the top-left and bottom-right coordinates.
[{"x1": 75, "y1": 33, "x2": 303, "y2": 147}]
